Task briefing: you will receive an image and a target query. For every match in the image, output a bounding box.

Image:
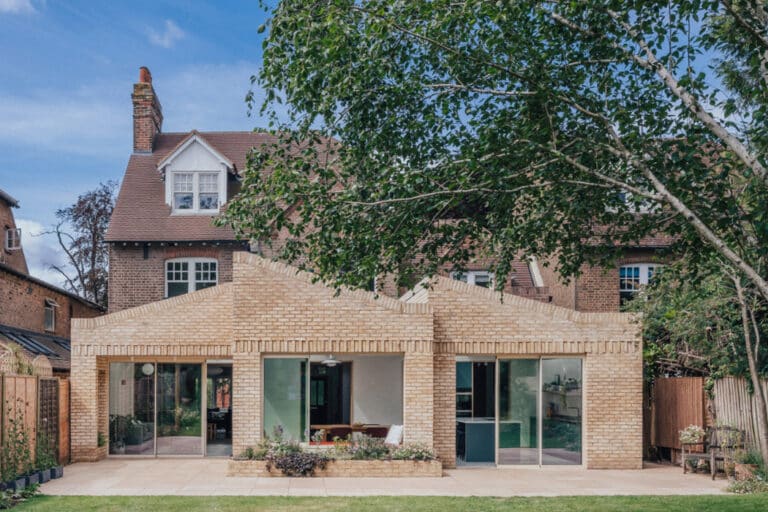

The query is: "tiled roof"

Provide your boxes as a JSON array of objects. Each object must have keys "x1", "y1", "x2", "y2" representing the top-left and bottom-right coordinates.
[
  {"x1": 106, "y1": 131, "x2": 283, "y2": 242},
  {"x1": 0, "y1": 324, "x2": 71, "y2": 371}
]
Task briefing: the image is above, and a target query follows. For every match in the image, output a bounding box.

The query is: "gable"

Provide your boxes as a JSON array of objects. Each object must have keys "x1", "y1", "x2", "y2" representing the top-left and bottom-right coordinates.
[
  {"x1": 423, "y1": 277, "x2": 639, "y2": 345},
  {"x1": 232, "y1": 253, "x2": 433, "y2": 343}
]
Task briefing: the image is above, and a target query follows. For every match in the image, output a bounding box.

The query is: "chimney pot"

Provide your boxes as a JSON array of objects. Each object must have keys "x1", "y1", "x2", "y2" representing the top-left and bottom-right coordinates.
[{"x1": 139, "y1": 66, "x2": 152, "y2": 84}]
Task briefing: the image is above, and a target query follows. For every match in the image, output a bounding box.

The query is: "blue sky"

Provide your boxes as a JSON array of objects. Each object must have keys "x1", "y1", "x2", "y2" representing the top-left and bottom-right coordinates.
[{"x1": 0, "y1": 0, "x2": 272, "y2": 285}]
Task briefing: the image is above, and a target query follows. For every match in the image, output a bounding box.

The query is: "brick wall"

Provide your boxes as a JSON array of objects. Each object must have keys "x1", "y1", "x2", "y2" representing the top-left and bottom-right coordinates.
[
  {"x1": 585, "y1": 351, "x2": 644, "y2": 468},
  {"x1": 541, "y1": 249, "x2": 669, "y2": 312},
  {"x1": 0, "y1": 200, "x2": 28, "y2": 274},
  {"x1": 0, "y1": 267, "x2": 102, "y2": 338},
  {"x1": 574, "y1": 250, "x2": 668, "y2": 312},
  {"x1": 72, "y1": 253, "x2": 642, "y2": 470},
  {"x1": 419, "y1": 277, "x2": 643, "y2": 469},
  {"x1": 108, "y1": 243, "x2": 245, "y2": 313}
]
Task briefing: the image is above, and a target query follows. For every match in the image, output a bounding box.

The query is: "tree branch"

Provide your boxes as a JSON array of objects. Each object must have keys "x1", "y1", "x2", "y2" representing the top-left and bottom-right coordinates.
[{"x1": 603, "y1": 8, "x2": 768, "y2": 184}]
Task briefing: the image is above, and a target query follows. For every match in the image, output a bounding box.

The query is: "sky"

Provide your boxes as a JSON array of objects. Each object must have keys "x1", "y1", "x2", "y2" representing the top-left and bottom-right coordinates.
[{"x1": 0, "y1": 0, "x2": 271, "y2": 286}]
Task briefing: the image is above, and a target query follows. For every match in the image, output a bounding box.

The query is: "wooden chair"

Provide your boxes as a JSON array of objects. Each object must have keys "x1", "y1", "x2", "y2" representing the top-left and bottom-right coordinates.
[{"x1": 682, "y1": 425, "x2": 744, "y2": 480}]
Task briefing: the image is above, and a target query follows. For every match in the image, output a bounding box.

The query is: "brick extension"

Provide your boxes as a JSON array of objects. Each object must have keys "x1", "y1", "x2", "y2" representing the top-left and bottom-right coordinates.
[{"x1": 72, "y1": 252, "x2": 641, "y2": 470}]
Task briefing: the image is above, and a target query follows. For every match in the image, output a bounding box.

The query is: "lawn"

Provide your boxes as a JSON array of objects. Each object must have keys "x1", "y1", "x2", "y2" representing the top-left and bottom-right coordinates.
[{"x1": 14, "y1": 495, "x2": 768, "y2": 511}]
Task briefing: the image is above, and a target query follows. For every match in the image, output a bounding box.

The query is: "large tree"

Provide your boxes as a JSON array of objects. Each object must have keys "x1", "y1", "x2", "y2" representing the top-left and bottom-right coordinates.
[
  {"x1": 223, "y1": 0, "x2": 768, "y2": 298},
  {"x1": 221, "y1": 0, "x2": 768, "y2": 458},
  {"x1": 47, "y1": 181, "x2": 117, "y2": 307}
]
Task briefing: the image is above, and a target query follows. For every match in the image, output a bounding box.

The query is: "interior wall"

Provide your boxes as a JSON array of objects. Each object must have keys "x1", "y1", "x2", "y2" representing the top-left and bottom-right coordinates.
[
  {"x1": 347, "y1": 355, "x2": 403, "y2": 425},
  {"x1": 108, "y1": 362, "x2": 135, "y2": 416}
]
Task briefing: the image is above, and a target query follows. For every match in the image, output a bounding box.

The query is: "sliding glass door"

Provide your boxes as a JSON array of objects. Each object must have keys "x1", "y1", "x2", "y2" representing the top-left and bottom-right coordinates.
[
  {"x1": 497, "y1": 357, "x2": 582, "y2": 466},
  {"x1": 263, "y1": 358, "x2": 308, "y2": 442},
  {"x1": 497, "y1": 359, "x2": 539, "y2": 465},
  {"x1": 108, "y1": 363, "x2": 155, "y2": 455},
  {"x1": 156, "y1": 363, "x2": 203, "y2": 455},
  {"x1": 541, "y1": 358, "x2": 582, "y2": 465}
]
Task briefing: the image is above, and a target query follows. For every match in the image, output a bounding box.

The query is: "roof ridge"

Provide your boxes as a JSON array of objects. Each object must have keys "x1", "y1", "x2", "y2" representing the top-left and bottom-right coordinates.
[
  {"x1": 73, "y1": 282, "x2": 234, "y2": 329},
  {"x1": 431, "y1": 275, "x2": 637, "y2": 324},
  {"x1": 234, "y1": 252, "x2": 432, "y2": 315}
]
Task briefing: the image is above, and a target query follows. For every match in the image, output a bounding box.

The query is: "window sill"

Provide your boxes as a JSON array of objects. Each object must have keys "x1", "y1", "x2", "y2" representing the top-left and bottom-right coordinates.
[{"x1": 170, "y1": 210, "x2": 220, "y2": 216}]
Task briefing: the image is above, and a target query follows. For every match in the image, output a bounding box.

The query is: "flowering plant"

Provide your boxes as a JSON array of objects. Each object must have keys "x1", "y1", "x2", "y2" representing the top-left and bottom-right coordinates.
[{"x1": 679, "y1": 425, "x2": 706, "y2": 444}]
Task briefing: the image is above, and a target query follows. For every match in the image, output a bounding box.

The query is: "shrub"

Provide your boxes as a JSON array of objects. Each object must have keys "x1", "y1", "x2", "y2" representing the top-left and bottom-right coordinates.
[
  {"x1": 266, "y1": 452, "x2": 331, "y2": 477},
  {"x1": 735, "y1": 449, "x2": 763, "y2": 466},
  {"x1": 727, "y1": 477, "x2": 768, "y2": 494},
  {"x1": 390, "y1": 443, "x2": 436, "y2": 461},
  {"x1": 0, "y1": 399, "x2": 33, "y2": 483},
  {"x1": 348, "y1": 435, "x2": 389, "y2": 460}
]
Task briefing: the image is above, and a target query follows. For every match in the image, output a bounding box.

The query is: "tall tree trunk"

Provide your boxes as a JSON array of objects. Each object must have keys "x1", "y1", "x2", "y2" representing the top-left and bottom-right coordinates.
[{"x1": 734, "y1": 278, "x2": 768, "y2": 463}]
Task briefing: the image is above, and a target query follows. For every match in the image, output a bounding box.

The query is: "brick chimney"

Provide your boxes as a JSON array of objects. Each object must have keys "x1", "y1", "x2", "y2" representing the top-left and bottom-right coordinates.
[{"x1": 132, "y1": 66, "x2": 163, "y2": 153}]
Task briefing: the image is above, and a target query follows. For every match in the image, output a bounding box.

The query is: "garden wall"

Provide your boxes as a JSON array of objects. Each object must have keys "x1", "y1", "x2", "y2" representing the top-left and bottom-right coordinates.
[{"x1": 227, "y1": 459, "x2": 443, "y2": 478}]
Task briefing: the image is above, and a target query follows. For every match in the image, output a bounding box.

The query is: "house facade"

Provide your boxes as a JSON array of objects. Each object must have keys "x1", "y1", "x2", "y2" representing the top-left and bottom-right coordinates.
[
  {"x1": 69, "y1": 67, "x2": 650, "y2": 471},
  {"x1": 0, "y1": 188, "x2": 104, "y2": 377},
  {"x1": 71, "y1": 252, "x2": 642, "y2": 469}
]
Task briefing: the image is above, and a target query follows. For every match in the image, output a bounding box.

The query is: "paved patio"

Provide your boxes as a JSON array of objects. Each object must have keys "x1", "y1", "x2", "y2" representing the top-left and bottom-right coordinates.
[{"x1": 40, "y1": 459, "x2": 729, "y2": 496}]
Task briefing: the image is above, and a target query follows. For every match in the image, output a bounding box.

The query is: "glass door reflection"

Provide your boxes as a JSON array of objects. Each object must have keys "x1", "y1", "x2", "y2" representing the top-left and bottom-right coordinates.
[
  {"x1": 156, "y1": 363, "x2": 203, "y2": 455},
  {"x1": 497, "y1": 359, "x2": 539, "y2": 465},
  {"x1": 541, "y1": 358, "x2": 582, "y2": 465}
]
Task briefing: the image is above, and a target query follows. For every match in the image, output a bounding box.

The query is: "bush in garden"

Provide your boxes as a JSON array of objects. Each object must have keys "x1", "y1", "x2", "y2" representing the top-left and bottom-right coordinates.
[
  {"x1": 389, "y1": 443, "x2": 437, "y2": 461},
  {"x1": 266, "y1": 451, "x2": 331, "y2": 477}
]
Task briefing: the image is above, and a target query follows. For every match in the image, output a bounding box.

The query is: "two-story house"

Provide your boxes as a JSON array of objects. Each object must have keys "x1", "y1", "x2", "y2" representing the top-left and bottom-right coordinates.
[
  {"x1": 71, "y1": 68, "x2": 644, "y2": 473},
  {"x1": 0, "y1": 188, "x2": 104, "y2": 377}
]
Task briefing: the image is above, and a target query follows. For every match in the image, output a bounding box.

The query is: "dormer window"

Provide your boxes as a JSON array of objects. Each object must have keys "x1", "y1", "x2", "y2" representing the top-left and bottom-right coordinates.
[
  {"x1": 171, "y1": 171, "x2": 220, "y2": 213},
  {"x1": 159, "y1": 133, "x2": 232, "y2": 216}
]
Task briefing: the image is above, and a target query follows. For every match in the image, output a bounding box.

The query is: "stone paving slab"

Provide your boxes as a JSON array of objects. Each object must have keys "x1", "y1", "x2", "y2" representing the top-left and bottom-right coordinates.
[{"x1": 40, "y1": 460, "x2": 729, "y2": 497}]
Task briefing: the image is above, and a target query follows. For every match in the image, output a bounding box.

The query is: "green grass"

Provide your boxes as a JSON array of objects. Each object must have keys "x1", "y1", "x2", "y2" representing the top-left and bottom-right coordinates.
[{"x1": 14, "y1": 495, "x2": 768, "y2": 512}]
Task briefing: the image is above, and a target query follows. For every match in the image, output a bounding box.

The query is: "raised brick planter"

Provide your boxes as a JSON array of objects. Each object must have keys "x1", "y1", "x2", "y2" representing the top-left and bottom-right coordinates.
[{"x1": 227, "y1": 459, "x2": 443, "y2": 477}]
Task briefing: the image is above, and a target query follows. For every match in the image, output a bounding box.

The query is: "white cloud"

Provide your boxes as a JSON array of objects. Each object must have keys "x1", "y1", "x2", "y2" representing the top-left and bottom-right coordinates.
[
  {"x1": 0, "y1": 0, "x2": 35, "y2": 14},
  {"x1": 0, "y1": 87, "x2": 130, "y2": 157},
  {"x1": 15, "y1": 218, "x2": 71, "y2": 289},
  {"x1": 147, "y1": 20, "x2": 185, "y2": 48}
]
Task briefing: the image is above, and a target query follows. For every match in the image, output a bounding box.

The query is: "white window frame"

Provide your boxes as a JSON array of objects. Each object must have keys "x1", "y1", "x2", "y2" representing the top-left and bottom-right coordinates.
[
  {"x1": 44, "y1": 298, "x2": 58, "y2": 332},
  {"x1": 619, "y1": 263, "x2": 662, "y2": 299},
  {"x1": 165, "y1": 257, "x2": 219, "y2": 298},
  {"x1": 452, "y1": 270, "x2": 494, "y2": 288},
  {"x1": 170, "y1": 171, "x2": 222, "y2": 214},
  {"x1": 4, "y1": 227, "x2": 21, "y2": 251}
]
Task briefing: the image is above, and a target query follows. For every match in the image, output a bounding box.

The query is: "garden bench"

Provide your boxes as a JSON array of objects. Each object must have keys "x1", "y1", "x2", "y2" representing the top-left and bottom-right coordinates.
[{"x1": 681, "y1": 425, "x2": 744, "y2": 480}]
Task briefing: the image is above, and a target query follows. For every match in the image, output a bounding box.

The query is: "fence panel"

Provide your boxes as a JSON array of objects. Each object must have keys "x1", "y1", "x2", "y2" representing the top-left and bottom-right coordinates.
[
  {"x1": 1, "y1": 375, "x2": 38, "y2": 458},
  {"x1": 712, "y1": 377, "x2": 768, "y2": 454},
  {"x1": 58, "y1": 379, "x2": 70, "y2": 464},
  {"x1": 652, "y1": 377, "x2": 705, "y2": 450}
]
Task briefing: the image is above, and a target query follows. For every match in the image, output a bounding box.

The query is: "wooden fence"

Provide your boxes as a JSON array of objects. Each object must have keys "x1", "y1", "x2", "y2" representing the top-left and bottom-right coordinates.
[
  {"x1": 0, "y1": 374, "x2": 69, "y2": 466},
  {"x1": 712, "y1": 377, "x2": 768, "y2": 455},
  {"x1": 651, "y1": 377, "x2": 706, "y2": 453}
]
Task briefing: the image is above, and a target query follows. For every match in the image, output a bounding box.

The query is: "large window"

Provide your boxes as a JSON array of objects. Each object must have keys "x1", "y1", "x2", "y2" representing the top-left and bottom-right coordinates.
[
  {"x1": 619, "y1": 263, "x2": 662, "y2": 303},
  {"x1": 165, "y1": 258, "x2": 218, "y2": 298},
  {"x1": 452, "y1": 270, "x2": 493, "y2": 288},
  {"x1": 172, "y1": 172, "x2": 220, "y2": 213},
  {"x1": 108, "y1": 363, "x2": 156, "y2": 455}
]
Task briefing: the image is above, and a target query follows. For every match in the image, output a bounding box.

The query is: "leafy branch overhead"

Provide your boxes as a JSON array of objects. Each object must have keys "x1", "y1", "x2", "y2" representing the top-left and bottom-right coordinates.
[{"x1": 222, "y1": 1, "x2": 768, "y2": 299}]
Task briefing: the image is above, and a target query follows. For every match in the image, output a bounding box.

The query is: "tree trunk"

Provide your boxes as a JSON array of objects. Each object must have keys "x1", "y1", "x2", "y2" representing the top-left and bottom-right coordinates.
[{"x1": 734, "y1": 278, "x2": 768, "y2": 464}]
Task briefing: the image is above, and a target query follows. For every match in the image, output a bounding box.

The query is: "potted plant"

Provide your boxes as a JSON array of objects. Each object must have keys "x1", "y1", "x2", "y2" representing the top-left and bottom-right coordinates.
[
  {"x1": 679, "y1": 425, "x2": 705, "y2": 445},
  {"x1": 734, "y1": 450, "x2": 762, "y2": 480}
]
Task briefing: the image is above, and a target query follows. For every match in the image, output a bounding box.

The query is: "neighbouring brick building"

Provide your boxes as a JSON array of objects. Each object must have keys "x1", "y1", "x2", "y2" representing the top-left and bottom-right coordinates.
[
  {"x1": 0, "y1": 188, "x2": 104, "y2": 377},
  {"x1": 70, "y1": 67, "x2": 651, "y2": 472}
]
